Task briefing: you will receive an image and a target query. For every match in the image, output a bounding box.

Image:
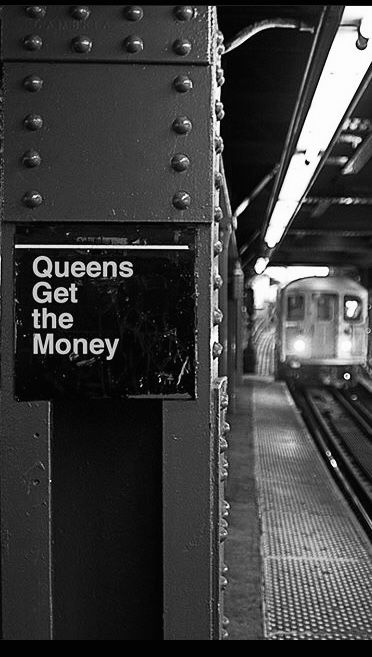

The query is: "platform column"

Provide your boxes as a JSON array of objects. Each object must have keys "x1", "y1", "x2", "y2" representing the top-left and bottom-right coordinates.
[{"x1": 1, "y1": 5, "x2": 225, "y2": 640}]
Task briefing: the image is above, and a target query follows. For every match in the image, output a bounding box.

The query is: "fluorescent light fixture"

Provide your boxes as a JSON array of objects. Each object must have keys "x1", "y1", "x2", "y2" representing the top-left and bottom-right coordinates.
[
  {"x1": 254, "y1": 257, "x2": 269, "y2": 275},
  {"x1": 264, "y1": 6, "x2": 372, "y2": 249}
]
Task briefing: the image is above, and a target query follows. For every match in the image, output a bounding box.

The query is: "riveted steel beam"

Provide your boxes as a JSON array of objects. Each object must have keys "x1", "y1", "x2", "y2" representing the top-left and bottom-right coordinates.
[{"x1": 1, "y1": 4, "x2": 226, "y2": 641}]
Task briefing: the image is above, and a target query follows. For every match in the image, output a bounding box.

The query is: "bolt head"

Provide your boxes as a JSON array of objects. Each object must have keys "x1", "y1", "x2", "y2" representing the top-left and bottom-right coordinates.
[
  {"x1": 214, "y1": 273, "x2": 223, "y2": 289},
  {"x1": 217, "y1": 30, "x2": 224, "y2": 46},
  {"x1": 172, "y1": 116, "x2": 192, "y2": 135},
  {"x1": 173, "y1": 74, "x2": 193, "y2": 93},
  {"x1": 173, "y1": 38, "x2": 192, "y2": 56},
  {"x1": 173, "y1": 191, "x2": 191, "y2": 210},
  {"x1": 25, "y1": 6, "x2": 47, "y2": 19},
  {"x1": 22, "y1": 191, "x2": 43, "y2": 208},
  {"x1": 221, "y1": 393, "x2": 229, "y2": 409},
  {"x1": 220, "y1": 436, "x2": 229, "y2": 453},
  {"x1": 124, "y1": 6, "x2": 144, "y2": 21},
  {"x1": 23, "y1": 75, "x2": 44, "y2": 92},
  {"x1": 72, "y1": 36, "x2": 93, "y2": 53},
  {"x1": 23, "y1": 34, "x2": 43, "y2": 51},
  {"x1": 215, "y1": 136, "x2": 224, "y2": 154},
  {"x1": 174, "y1": 6, "x2": 195, "y2": 21},
  {"x1": 213, "y1": 342, "x2": 224, "y2": 359},
  {"x1": 215, "y1": 173, "x2": 223, "y2": 190},
  {"x1": 171, "y1": 153, "x2": 190, "y2": 173},
  {"x1": 71, "y1": 6, "x2": 91, "y2": 21},
  {"x1": 216, "y1": 67, "x2": 225, "y2": 87},
  {"x1": 216, "y1": 101, "x2": 225, "y2": 121},
  {"x1": 213, "y1": 309, "x2": 224, "y2": 326},
  {"x1": 220, "y1": 525, "x2": 228, "y2": 540},
  {"x1": 124, "y1": 35, "x2": 144, "y2": 53},
  {"x1": 22, "y1": 150, "x2": 42, "y2": 168},
  {"x1": 222, "y1": 502, "x2": 230, "y2": 519},
  {"x1": 214, "y1": 207, "x2": 223, "y2": 223},
  {"x1": 24, "y1": 114, "x2": 44, "y2": 131},
  {"x1": 214, "y1": 241, "x2": 223, "y2": 256}
]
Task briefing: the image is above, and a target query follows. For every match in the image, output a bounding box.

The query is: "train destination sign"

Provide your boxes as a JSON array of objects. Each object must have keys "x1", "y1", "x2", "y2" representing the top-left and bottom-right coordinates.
[{"x1": 15, "y1": 227, "x2": 196, "y2": 401}]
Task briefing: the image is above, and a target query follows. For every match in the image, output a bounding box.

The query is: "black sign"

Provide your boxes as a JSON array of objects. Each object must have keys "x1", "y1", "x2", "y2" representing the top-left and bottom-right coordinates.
[{"x1": 15, "y1": 225, "x2": 196, "y2": 400}]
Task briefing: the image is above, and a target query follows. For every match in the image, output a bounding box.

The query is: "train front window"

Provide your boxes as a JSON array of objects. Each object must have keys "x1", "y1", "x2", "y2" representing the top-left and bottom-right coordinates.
[
  {"x1": 313, "y1": 294, "x2": 334, "y2": 321},
  {"x1": 344, "y1": 296, "x2": 362, "y2": 322},
  {"x1": 287, "y1": 295, "x2": 305, "y2": 321}
]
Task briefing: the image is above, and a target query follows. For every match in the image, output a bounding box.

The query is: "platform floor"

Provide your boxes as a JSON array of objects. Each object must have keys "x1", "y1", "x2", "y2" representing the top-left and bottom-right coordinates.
[{"x1": 225, "y1": 377, "x2": 372, "y2": 641}]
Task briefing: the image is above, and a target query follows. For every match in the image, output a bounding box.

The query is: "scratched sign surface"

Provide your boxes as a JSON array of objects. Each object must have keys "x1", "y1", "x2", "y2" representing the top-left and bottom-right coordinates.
[{"x1": 15, "y1": 225, "x2": 196, "y2": 400}]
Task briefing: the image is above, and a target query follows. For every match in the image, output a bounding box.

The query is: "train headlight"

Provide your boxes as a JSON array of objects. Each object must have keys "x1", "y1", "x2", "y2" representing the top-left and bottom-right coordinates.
[
  {"x1": 339, "y1": 338, "x2": 352, "y2": 354},
  {"x1": 293, "y1": 338, "x2": 306, "y2": 354}
]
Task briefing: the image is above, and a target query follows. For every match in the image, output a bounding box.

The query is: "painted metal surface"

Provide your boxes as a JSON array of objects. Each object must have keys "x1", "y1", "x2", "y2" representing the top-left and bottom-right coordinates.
[
  {"x1": 1, "y1": 4, "x2": 223, "y2": 640},
  {"x1": 2, "y1": 5, "x2": 212, "y2": 64},
  {"x1": 4, "y1": 63, "x2": 214, "y2": 224},
  {"x1": 0, "y1": 224, "x2": 53, "y2": 640}
]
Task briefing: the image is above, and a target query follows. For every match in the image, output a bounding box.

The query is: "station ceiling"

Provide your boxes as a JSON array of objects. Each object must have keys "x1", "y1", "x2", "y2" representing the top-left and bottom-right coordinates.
[{"x1": 218, "y1": 5, "x2": 372, "y2": 272}]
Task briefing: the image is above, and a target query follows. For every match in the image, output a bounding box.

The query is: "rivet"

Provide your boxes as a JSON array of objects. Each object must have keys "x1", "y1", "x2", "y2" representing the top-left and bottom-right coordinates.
[
  {"x1": 223, "y1": 616, "x2": 230, "y2": 629},
  {"x1": 215, "y1": 172, "x2": 223, "y2": 190},
  {"x1": 25, "y1": 6, "x2": 47, "y2": 19},
  {"x1": 217, "y1": 30, "x2": 224, "y2": 46},
  {"x1": 213, "y1": 342, "x2": 224, "y2": 359},
  {"x1": 173, "y1": 38, "x2": 192, "y2": 56},
  {"x1": 174, "y1": 6, "x2": 195, "y2": 21},
  {"x1": 222, "y1": 630, "x2": 229, "y2": 640},
  {"x1": 71, "y1": 36, "x2": 93, "y2": 53},
  {"x1": 171, "y1": 153, "x2": 190, "y2": 173},
  {"x1": 173, "y1": 191, "x2": 191, "y2": 210},
  {"x1": 220, "y1": 468, "x2": 229, "y2": 483},
  {"x1": 22, "y1": 150, "x2": 42, "y2": 168},
  {"x1": 215, "y1": 136, "x2": 224, "y2": 154},
  {"x1": 213, "y1": 308, "x2": 223, "y2": 325},
  {"x1": 220, "y1": 576, "x2": 228, "y2": 591},
  {"x1": 222, "y1": 457, "x2": 229, "y2": 470},
  {"x1": 222, "y1": 564, "x2": 229, "y2": 576},
  {"x1": 222, "y1": 501, "x2": 231, "y2": 519},
  {"x1": 217, "y1": 44, "x2": 225, "y2": 57},
  {"x1": 214, "y1": 241, "x2": 223, "y2": 256},
  {"x1": 221, "y1": 393, "x2": 229, "y2": 409},
  {"x1": 214, "y1": 207, "x2": 223, "y2": 223},
  {"x1": 172, "y1": 116, "x2": 192, "y2": 135},
  {"x1": 24, "y1": 114, "x2": 44, "y2": 131},
  {"x1": 22, "y1": 191, "x2": 43, "y2": 208},
  {"x1": 220, "y1": 525, "x2": 228, "y2": 540},
  {"x1": 23, "y1": 34, "x2": 43, "y2": 51},
  {"x1": 23, "y1": 75, "x2": 44, "y2": 92},
  {"x1": 124, "y1": 6, "x2": 144, "y2": 21},
  {"x1": 216, "y1": 101, "x2": 225, "y2": 121},
  {"x1": 214, "y1": 273, "x2": 223, "y2": 290},
  {"x1": 70, "y1": 6, "x2": 91, "y2": 21},
  {"x1": 216, "y1": 67, "x2": 225, "y2": 87},
  {"x1": 173, "y1": 74, "x2": 193, "y2": 93},
  {"x1": 124, "y1": 35, "x2": 144, "y2": 53},
  {"x1": 220, "y1": 436, "x2": 229, "y2": 453},
  {"x1": 223, "y1": 421, "x2": 231, "y2": 435}
]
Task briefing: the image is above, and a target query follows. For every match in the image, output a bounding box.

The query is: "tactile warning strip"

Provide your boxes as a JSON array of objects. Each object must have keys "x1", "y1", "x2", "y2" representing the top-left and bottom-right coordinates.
[{"x1": 254, "y1": 381, "x2": 372, "y2": 640}]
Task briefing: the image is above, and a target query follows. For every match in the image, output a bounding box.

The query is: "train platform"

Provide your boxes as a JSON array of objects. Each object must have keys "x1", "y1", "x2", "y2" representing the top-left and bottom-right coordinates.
[{"x1": 225, "y1": 376, "x2": 372, "y2": 641}]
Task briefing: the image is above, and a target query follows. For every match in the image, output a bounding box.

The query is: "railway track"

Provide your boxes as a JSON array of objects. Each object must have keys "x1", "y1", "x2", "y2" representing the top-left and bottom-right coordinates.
[{"x1": 291, "y1": 383, "x2": 372, "y2": 537}]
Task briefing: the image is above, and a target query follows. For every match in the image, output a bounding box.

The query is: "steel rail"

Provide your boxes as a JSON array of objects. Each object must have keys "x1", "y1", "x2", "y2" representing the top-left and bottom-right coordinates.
[{"x1": 290, "y1": 384, "x2": 372, "y2": 538}]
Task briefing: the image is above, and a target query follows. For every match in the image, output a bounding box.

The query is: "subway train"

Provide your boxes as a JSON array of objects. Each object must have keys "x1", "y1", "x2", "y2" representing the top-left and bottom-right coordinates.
[{"x1": 275, "y1": 276, "x2": 369, "y2": 386}]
